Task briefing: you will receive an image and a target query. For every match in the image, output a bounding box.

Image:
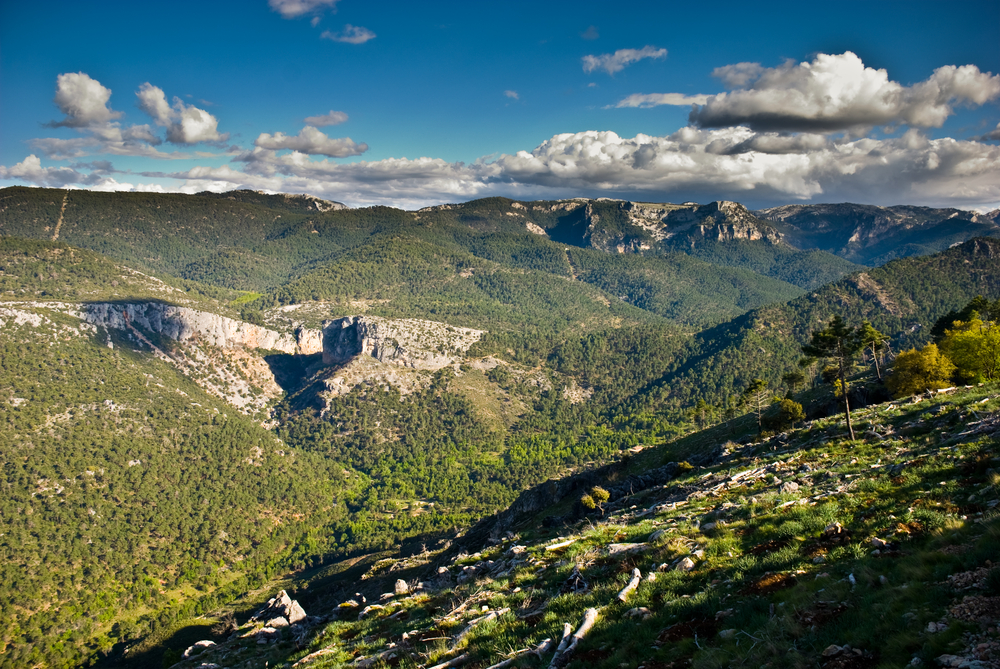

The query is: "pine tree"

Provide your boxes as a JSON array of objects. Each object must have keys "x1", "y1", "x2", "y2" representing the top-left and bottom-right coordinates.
[
  {"x1": 742, "y1": 378, "x2": 771, "y2": 432},
  {"x1": 802, "y1": 315, "x2": 862, "y2": 440}
]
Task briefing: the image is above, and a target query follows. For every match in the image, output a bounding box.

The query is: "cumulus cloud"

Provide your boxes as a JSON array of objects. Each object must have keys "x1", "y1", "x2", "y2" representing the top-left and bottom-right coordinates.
[
  {"x1": 0, "y1": 155, "x2": 89, "y2": 188},
  {"x1": 268, "y1": 0, "x2": 339, "y2": 18},
  {"x1": 136, "y1": 83, "x2": 229, "y2": 145},
  {"x1": 47, "y1": 72, "x2": 122, "y2": 128},
  {"x1": 28, "y1": 74, "x2": 204, "y2": 160},
  {"x1": 615, "y1": 93, "x2": 711, "y2": 108},
  {"x1": 320, "y1": 24, "x2": 376, "y2": 44},
  {"x1": 688, "y1": 52, "x2": 1000, "y2": 132},
  {"x1": 253, "y1": 126, "x2": 368, "y2": 157},
  {"x1": 582, "y1": 46, "x2": 666, "y2": 75},
  {"x1": 303, "y1": 110, "x2": 349, "y2": 126},
  {"x1": 504, "y1": 90, "x2": 519, "y2": 100}
]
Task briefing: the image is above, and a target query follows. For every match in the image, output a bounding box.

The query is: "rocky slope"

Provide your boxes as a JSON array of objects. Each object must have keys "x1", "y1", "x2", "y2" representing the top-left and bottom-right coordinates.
[{"x1": 164, "y1": 383, "x2": 1000, "y2": 669}]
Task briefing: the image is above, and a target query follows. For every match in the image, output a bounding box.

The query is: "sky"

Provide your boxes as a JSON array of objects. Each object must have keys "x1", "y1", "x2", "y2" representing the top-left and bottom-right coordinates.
[{"x1": 2, "y1": 0, "x2": 999, "y2": 211}]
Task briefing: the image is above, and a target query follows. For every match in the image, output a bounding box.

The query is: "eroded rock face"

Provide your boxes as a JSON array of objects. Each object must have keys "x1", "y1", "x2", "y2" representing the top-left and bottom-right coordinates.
[
  {"x1": 322, "y1": 316, "x2": 484, "y2": 369},
  {"x1": 82, "y1": 302, "x2": 312, "y2": 354}
]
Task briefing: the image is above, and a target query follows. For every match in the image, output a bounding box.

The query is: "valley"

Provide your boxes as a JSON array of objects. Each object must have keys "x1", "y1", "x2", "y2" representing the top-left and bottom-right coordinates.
[{"x1": 0, "y1": 187, "x2": 998, "y2": 669}]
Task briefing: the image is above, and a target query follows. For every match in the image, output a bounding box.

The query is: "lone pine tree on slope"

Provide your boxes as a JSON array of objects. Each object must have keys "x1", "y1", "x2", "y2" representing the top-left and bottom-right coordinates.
[{"x1": 801, "y1": 315, "x2": 884, "y2": 441}]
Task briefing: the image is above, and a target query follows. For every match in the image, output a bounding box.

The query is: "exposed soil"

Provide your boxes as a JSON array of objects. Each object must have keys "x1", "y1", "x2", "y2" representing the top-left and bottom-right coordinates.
[
  {"x1": 657, "y1": 618, "x2": 718, "y2": 642},
  {"x1": 742, "y1": 572, "x2": 798, "y2": 596}
]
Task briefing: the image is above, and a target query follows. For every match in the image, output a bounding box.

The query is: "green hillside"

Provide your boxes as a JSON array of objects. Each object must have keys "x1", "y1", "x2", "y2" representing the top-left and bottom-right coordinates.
[{"x1": 1, "y1": 188, "x2": 999, "y2": 669}]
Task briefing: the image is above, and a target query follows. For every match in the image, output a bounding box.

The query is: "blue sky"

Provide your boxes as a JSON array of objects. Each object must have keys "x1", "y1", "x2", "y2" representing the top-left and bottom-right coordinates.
[{"x1": 2, "y1": 0, "x2": 999, "y2": 210}]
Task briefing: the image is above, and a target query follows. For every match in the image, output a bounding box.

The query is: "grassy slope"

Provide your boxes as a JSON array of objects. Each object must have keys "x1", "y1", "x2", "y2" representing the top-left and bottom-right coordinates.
[{"x1": 165, "y1": 383, "x2": 1000, "y2": 669}]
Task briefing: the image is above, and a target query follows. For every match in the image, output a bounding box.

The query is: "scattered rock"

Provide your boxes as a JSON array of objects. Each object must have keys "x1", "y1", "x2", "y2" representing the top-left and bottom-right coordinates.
[
  {"x1": 676, "y1": 557, "x2": 696, "y2": 572},
  {"x1": 395, "y1": 579, "x2": 409, "y2": 595},
  {"x1": 251, "y1": 590, "x2": 307, "y2": 625},
  {"x1": 625, "y1": 607, "x2": 652, "y2": 620},
  {"x1": 719, "y1": 629, "x2": 737, "y2": 640},
  {"x1": 182, "y1": 640, "x2": 216, "y2": 659},
  {"x1": 359, "y1": 604, "x2": 385, "y2": 620},
  {"x1": 779, "y1": 481, "x2": 800, "y2": 494},
  {"x1": 266, "y1": 616, "x2": 289, "y2": 628}
]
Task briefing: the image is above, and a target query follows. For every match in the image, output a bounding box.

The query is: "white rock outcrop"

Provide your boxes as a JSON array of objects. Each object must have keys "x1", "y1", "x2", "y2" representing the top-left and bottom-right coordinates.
[{"x1": 322, "y1": 316, "x2": 484, "y2": 369}]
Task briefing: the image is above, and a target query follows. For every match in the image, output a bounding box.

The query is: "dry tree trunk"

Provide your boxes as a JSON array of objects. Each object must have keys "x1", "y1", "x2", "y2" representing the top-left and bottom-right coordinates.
[
  {"x1": 549, "y1": 608, "x2": 600, "y2": 669},
  {"x1": 617, "y1": 568, "x2": 641, "y2": 602},
  {"x1": 484, "y1": 638, "x2": 553, "y2": 669}
]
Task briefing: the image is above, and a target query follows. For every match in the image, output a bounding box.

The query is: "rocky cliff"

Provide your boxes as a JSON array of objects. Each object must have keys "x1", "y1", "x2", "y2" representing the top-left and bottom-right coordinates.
[
  {"x1": 321, "y1": 316, "x2": 484, "y2": 369},
  {"x1": 82, "y1": 302, "x2": 308, "y2": 354}
]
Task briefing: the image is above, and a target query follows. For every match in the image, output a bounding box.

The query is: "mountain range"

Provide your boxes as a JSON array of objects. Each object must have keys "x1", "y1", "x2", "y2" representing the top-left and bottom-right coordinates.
[{"x1": 0, "y1": 186, "x2": 999, "y2": 668}]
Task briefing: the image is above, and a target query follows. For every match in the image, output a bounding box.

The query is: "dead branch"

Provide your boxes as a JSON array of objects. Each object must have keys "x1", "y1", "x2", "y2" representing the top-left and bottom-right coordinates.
[
  {"x1": 617, "y1": 568, "x2": 641, "y2": 603},
  {"x1": 484, "y1": 638, "x2": 553, "y2": 669},
  {"x1": 546, "y1": 622, "x2": 573, "y2": 669},
  {"x1": 549, "y1": 608, "x2": 600, "y2": 669},
  {"x1": 545, "y1": 539, "x2": 575, "y2": 552},
  {"x1": 425, "y1": 653, "x2": 470, "y2": 669},
  {"x1": 450, "y1": 608, "x2": 510, "y2": 649}
]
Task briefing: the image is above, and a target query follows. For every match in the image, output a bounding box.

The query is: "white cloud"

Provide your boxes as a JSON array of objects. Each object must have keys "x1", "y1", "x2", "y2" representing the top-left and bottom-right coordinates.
[
  {"x1": 320, "y1": 24, "x2": 376, "y2": 44},
  {"x1": 504, "y1": 90, "x2": 519, "y2": 100},
  {"x1": 689, "y1": 52, "x2": 1000, "y2": 132},
  {"x1": 130, "y1": 126, "x2": 998, "y2": 210},
  {"x1": 28, "y1": 74, "x2": 203, "y2": 160},
  {"x1": 0, "y1": 155, "x2": 87, "y2": 188},
  {"x1": 268, "y1": 0, "x2": 339, "y2": 18},
  {"x1": 253, "y1": 126, "x2": 368, "y2": 157},
  {"x1": 615, "y1": 93, "x2": 711, "y2": 108},
  {"x1": 48, "y1": 72, "x2": 122, "y2": 128},
  {"x1": 582, "y1": 46, "x2": 666, "y2": 76},
  {"x1": 136, "y1": 83, "x2": 229, "y2": 145},
  {"x1": 9, "y1": 125, "x2": 999, "y2": 211},
  {"x1": 136, "y1": 82, "x2": 174, "y2": 126},
  {"x1": 90, "y1": 177, "x2": 136, "y2": 192},
  {"x1": 304, "y1": 110, "x2": 349, "y2": 126},
  {"x1": 982, "y1": 122, "x2": 1000, "y2": 141}
]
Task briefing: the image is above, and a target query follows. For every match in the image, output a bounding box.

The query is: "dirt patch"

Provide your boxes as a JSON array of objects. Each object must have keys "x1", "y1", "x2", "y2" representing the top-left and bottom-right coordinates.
[
  {"x1": 797, "y1": 601, "x2": 847, "y2": 627},
  {"x1": 742, "y1": 572, "x2": 798, "y2": 596},
  {"x1": 949, "y1": 595, "x2": 1000, "y2": 625},
  {"x1": 657, "y1": 618, "x2": 718, "y2": 642},
  {"x1": 574, "y1": 648, "x2": 613, "y2": 663},
  {"x1": 820, "y1": 648, "x2": 879, "y2": 669},
  {"x1": 749, "y1": 538, "x2": 792, "y2": 556}
]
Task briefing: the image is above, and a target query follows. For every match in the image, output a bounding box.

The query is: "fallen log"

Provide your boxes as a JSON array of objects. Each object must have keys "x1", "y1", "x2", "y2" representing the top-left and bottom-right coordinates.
[
  {"x1": 617, "y1": 568, "x2": 641, "y2": 603},
  {"x1": 550, "y1": 608, "x2": 599, "y2": 668},
  {"x1": 485, "y1": 638, "x2": 553, "y2": 669},
  {"x1": 545, "y1": 539, "x2": 575, "y2": 552},
  {"x1": 547, "y1": 623, "x2": 573, "y2": 669},
  {"x1": 451, "y1": 608, "x2": 510, "y2": 649},
  {"x1": 426, "y1": 653, "x2": 470, "y2": 669}
]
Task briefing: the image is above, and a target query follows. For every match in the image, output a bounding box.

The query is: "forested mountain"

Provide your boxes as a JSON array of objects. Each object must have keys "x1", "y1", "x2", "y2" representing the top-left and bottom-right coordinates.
[
  {"x1": 629, "y1": 237, "x2": 1000, "y2": 417},
  {"x1": 1, "y1": 187, "x2": 999, "y2": 668}
]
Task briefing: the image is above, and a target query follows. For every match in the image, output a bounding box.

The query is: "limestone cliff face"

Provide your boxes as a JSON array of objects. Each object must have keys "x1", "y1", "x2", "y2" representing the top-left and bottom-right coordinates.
[
  {"x1": 82, "y1": 302, "x2": 309, "y2": 354},
  {"x1": 322, "y1": 316, "x2": 484, "y2": 369}
]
